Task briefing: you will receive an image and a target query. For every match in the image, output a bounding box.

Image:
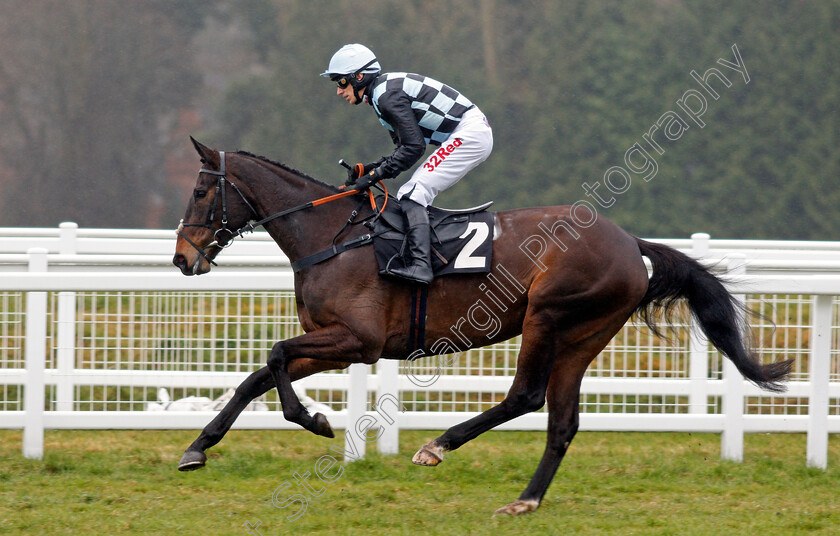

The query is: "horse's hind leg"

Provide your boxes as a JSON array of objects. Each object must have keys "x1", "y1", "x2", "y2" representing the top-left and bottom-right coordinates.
[
  {"x1": 494, "y1": 315, "x2": 628, "y2": 515},
  {"x1": 412, "y1": 310, "x2": 560, "y2": 466},
  {"x1": 178, "y1": 358, "x2": 348, "y2": 471},
  {"x1": 492, "y1": 356, "x2": 587, "y2": 514}
]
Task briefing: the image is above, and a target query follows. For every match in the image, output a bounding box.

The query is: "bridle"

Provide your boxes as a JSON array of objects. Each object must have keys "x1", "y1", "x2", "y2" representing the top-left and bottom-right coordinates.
[
  {"x1": 177, "y1": 151, "x2": 386, "y2": 268},
  {"x1": 177, "y1": 151, "x2": 258, "y2": 267}
]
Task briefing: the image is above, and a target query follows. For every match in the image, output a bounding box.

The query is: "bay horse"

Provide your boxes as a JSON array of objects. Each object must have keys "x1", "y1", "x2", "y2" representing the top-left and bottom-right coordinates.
[{"x1": 173, "y1": 138, "x2": 792, "y2": 515}]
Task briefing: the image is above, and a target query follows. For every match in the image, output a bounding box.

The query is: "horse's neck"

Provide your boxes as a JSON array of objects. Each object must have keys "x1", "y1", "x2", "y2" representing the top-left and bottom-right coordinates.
[{"x1": 253, "y1": 166, "x2": 355, "y2": 261}]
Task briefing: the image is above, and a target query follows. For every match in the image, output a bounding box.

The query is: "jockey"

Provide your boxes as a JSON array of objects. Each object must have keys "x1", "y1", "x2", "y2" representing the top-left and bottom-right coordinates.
[{"x1": 321, "y1": 43, "x2": 493, "y2": 285}]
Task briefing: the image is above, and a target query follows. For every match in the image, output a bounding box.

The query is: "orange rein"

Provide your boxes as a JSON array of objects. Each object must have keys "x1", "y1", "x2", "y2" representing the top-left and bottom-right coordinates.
[
  {"x1": 320, "y1": 183, "x2": 388, "y2": 212},
  {"x1": 232, "y1": 180, "x2": 389, "y2": 240}
]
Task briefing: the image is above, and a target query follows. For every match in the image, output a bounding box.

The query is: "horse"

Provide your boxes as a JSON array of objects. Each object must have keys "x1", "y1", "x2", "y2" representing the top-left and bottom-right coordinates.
[{"x1": 172, "y1": 138, "x2": 792, "y2": 515}]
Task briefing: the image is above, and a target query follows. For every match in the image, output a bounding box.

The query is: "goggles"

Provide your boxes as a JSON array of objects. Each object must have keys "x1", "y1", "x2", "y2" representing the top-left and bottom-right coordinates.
[{"x1": 331, "y1": 58, "x2": 379, "y2": 90}]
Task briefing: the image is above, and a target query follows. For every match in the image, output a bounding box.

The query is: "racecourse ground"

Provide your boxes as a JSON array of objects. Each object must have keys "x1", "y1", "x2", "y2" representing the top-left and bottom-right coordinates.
[{"x1": 1, "y1": 429, "x2": 838, "y2": 535}]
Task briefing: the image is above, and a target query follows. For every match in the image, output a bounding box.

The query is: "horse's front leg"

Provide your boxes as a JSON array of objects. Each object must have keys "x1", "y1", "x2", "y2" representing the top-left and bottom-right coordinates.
[
  {"x1": 178, "y1": 358, "x2": 350, "y2": 471},
  {"x1": 267, "y1": 324, "x2": 370, "y2": 438}
]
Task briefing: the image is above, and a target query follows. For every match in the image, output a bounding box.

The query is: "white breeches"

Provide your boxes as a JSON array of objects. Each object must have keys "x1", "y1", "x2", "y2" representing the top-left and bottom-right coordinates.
[{"x1": 397, "y1": 107, "x2": 493, "y2": 207}]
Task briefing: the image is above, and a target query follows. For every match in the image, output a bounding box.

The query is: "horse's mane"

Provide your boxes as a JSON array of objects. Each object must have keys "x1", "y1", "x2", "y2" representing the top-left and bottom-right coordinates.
[{"x1": 235, "y1": 151, "x2": 339, "y2": 192}]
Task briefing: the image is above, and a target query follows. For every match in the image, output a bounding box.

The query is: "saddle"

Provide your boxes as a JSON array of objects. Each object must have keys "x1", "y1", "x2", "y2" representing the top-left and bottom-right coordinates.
[{"x1": 372, "y1": 195, "x2": 494, "y2": 277}]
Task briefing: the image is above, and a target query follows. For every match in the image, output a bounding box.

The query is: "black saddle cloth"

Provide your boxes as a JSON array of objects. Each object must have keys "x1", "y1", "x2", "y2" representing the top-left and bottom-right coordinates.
[{"x1": 372, "y1": 195, "x2": 494, "y2": 277}]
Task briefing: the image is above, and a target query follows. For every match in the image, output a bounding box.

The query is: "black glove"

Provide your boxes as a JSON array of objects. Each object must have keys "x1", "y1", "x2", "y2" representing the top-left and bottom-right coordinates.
[
  {"x1": 344, "y1": 161, "x2": 383, "y2": 186},
  {"x1": 352, "y1": 167, "x2": 384, "y2": 191},
  {"x1": 344, "y1": 162, "x2": 365, "y2": 186}
]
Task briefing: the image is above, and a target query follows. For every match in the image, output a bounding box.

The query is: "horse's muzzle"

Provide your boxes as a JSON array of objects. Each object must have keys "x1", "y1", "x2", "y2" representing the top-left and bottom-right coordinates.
[
  {"x1": 172, "y1": 253, "x2": 195, "y2": 276},
  {"x1": 172, "y1": 252, "x2": 213, "y2": 276}
]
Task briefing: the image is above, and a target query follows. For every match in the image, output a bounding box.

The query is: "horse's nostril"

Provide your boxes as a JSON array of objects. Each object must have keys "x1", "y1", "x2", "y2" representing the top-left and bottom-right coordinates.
[{"x1": 173, "y1": 254, "x2": 186, "y2": 267}]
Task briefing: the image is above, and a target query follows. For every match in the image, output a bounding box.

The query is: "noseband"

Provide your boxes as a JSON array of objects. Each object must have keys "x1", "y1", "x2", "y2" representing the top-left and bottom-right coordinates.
[
  {"x1": 177, "y1": 151, "x2": 385, "y2": 268},
  {"x1": 177, "y1": 151, "x2": 258, "y2": 266}
]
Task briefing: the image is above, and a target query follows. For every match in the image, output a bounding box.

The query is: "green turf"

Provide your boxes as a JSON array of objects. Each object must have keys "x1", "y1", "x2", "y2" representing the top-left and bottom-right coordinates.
[{"x1": 0, "y1": 429, "x2": 838, "y2": 535}]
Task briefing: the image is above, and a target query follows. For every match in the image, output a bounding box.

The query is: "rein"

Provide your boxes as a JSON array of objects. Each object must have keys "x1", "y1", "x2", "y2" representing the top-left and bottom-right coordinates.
[
  {"x1": 235, "y1": 184, "x2": 374, "y2": 236},
  {"x1": 177, "y1": 151, "x2": 386, "y2": 266}
]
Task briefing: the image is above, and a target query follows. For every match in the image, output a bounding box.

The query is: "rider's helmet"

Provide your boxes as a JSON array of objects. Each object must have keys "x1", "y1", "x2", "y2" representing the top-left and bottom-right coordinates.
[{"x1": 321, "y1": 44, "x2": 381, "y2": 103}]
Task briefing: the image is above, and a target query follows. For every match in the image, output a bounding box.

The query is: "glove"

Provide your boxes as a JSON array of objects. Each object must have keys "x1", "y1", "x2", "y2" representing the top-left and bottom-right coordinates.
[
  {"x1": 344, "y1": 162, "x2": 366, "y2": 186},
  {"x1": 344, "y1": 160, "x2": 383, "y2": 186},
  {"x1": 352, "y1": 167, "x2": 384, "y2": 191}
]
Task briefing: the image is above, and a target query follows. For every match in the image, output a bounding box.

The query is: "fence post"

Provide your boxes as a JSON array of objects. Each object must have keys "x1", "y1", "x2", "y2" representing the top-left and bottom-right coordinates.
[
  {"x1": 344, "y1": 363, "x2": 369, "y2": 462},
  {"x1": 23, "y1": 248, "x2": 48, "y2": 460},
  {"x1": 807, "y1": 294, "x2": 832, "y2": 469},
  {"x1": 56, "y1": 222, "x2": 78, "y2": 411},
  {"x1": 721, "y1": 254, "x2": 746, "y2": 462},
  {"x1": 689, "y1": 233, "x2": 710, "y2": 414},
  {"x1": 376, "y1": 360, "x2": 400, "y2": 455}
]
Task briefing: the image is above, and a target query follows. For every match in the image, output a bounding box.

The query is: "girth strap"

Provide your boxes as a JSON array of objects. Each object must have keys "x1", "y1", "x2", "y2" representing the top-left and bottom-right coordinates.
[{"x1": 291, "y1": 231, "x2": 385, "y2": 272}]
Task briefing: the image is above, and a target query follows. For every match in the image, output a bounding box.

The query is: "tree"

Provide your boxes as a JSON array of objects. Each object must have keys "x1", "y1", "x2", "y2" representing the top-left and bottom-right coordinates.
[{"x1": 0, "y1": 0, "x2": 209, "y2": 227}]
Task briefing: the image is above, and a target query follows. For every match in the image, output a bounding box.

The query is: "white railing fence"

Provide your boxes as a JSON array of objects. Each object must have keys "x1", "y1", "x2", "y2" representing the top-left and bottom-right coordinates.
[{"x1": 0, "y1": 224, "x2": 838, "y2": 468}]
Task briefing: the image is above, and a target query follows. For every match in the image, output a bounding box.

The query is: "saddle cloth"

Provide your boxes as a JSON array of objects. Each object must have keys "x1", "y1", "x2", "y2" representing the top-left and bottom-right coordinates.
[{"x1": 372, "y1": 195, "x2": 494, "y2": 277}]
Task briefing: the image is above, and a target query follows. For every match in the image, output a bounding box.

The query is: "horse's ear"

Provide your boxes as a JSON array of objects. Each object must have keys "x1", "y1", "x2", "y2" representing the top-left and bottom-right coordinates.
[{"x1": 190, "y1": 136, "x2": 220, "y2": 167}]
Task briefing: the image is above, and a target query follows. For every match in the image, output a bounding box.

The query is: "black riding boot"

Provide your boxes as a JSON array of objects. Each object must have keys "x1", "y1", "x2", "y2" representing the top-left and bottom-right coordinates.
[{"x1": 386, "y1": 199, "x2": 434, "y2": 285}]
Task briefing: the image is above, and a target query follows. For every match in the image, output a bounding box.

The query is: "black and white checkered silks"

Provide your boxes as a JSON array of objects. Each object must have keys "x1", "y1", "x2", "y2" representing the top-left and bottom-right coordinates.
[{"x1": 371, "y1": 73, "x2": 493, "y2": 206}]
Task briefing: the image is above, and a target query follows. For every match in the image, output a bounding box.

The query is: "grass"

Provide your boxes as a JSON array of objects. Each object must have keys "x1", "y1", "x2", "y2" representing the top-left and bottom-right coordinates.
[{"x1": 1, "y1": 430, "x2": 839, "y2": 535}]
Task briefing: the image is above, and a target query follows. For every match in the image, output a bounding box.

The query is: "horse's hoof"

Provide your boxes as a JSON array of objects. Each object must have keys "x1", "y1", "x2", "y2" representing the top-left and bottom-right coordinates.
[
  {"x1": 411, "y1": 443, "x2": 444, "y2": 466},
  {"x1": 494, "y1": 499, "x2": 539, "y2": 516},
  {"x1": 312, "y1": 413, "x2": 335, "y2": 438},
  {"x1": 177, "y1": 449, "x2": 207, "y2": 471}
]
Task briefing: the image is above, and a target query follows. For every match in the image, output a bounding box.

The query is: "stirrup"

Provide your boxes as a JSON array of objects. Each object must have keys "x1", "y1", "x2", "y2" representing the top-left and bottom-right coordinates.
[{"x1": 384, "y1": 264, "x2": 433, "y2": 285}]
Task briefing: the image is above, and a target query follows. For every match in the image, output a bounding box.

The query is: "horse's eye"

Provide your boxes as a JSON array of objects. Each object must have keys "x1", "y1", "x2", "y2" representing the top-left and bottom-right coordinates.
[{"x1": 194, "y1": 189, "x2": 207, "y2": 200}]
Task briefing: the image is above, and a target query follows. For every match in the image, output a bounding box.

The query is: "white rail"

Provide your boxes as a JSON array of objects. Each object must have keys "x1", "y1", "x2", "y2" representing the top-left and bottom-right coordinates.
[{"x1": 0, "y1": 225, "x2": 838, "y2": 468}]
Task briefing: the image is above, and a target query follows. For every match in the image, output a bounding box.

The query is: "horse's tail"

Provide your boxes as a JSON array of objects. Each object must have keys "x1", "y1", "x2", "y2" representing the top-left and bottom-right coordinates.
[{"x1": 633, "y1": 237, "x2": 793, "y2": 393}]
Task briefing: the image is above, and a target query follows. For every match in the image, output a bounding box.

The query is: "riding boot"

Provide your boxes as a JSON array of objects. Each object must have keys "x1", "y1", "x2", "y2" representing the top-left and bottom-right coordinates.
[{"x1": 386, "y1": 199, "x2": 434, "y2": 285}]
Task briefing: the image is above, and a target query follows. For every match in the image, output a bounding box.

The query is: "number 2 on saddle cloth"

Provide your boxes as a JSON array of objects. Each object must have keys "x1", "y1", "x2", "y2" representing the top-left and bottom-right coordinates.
[
  {"x1": 371, "y1": 196, "x2": 494, "y2": 278},
  {"x1": 290, "y1": 190, "x2": 494, "y2": 279}
]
